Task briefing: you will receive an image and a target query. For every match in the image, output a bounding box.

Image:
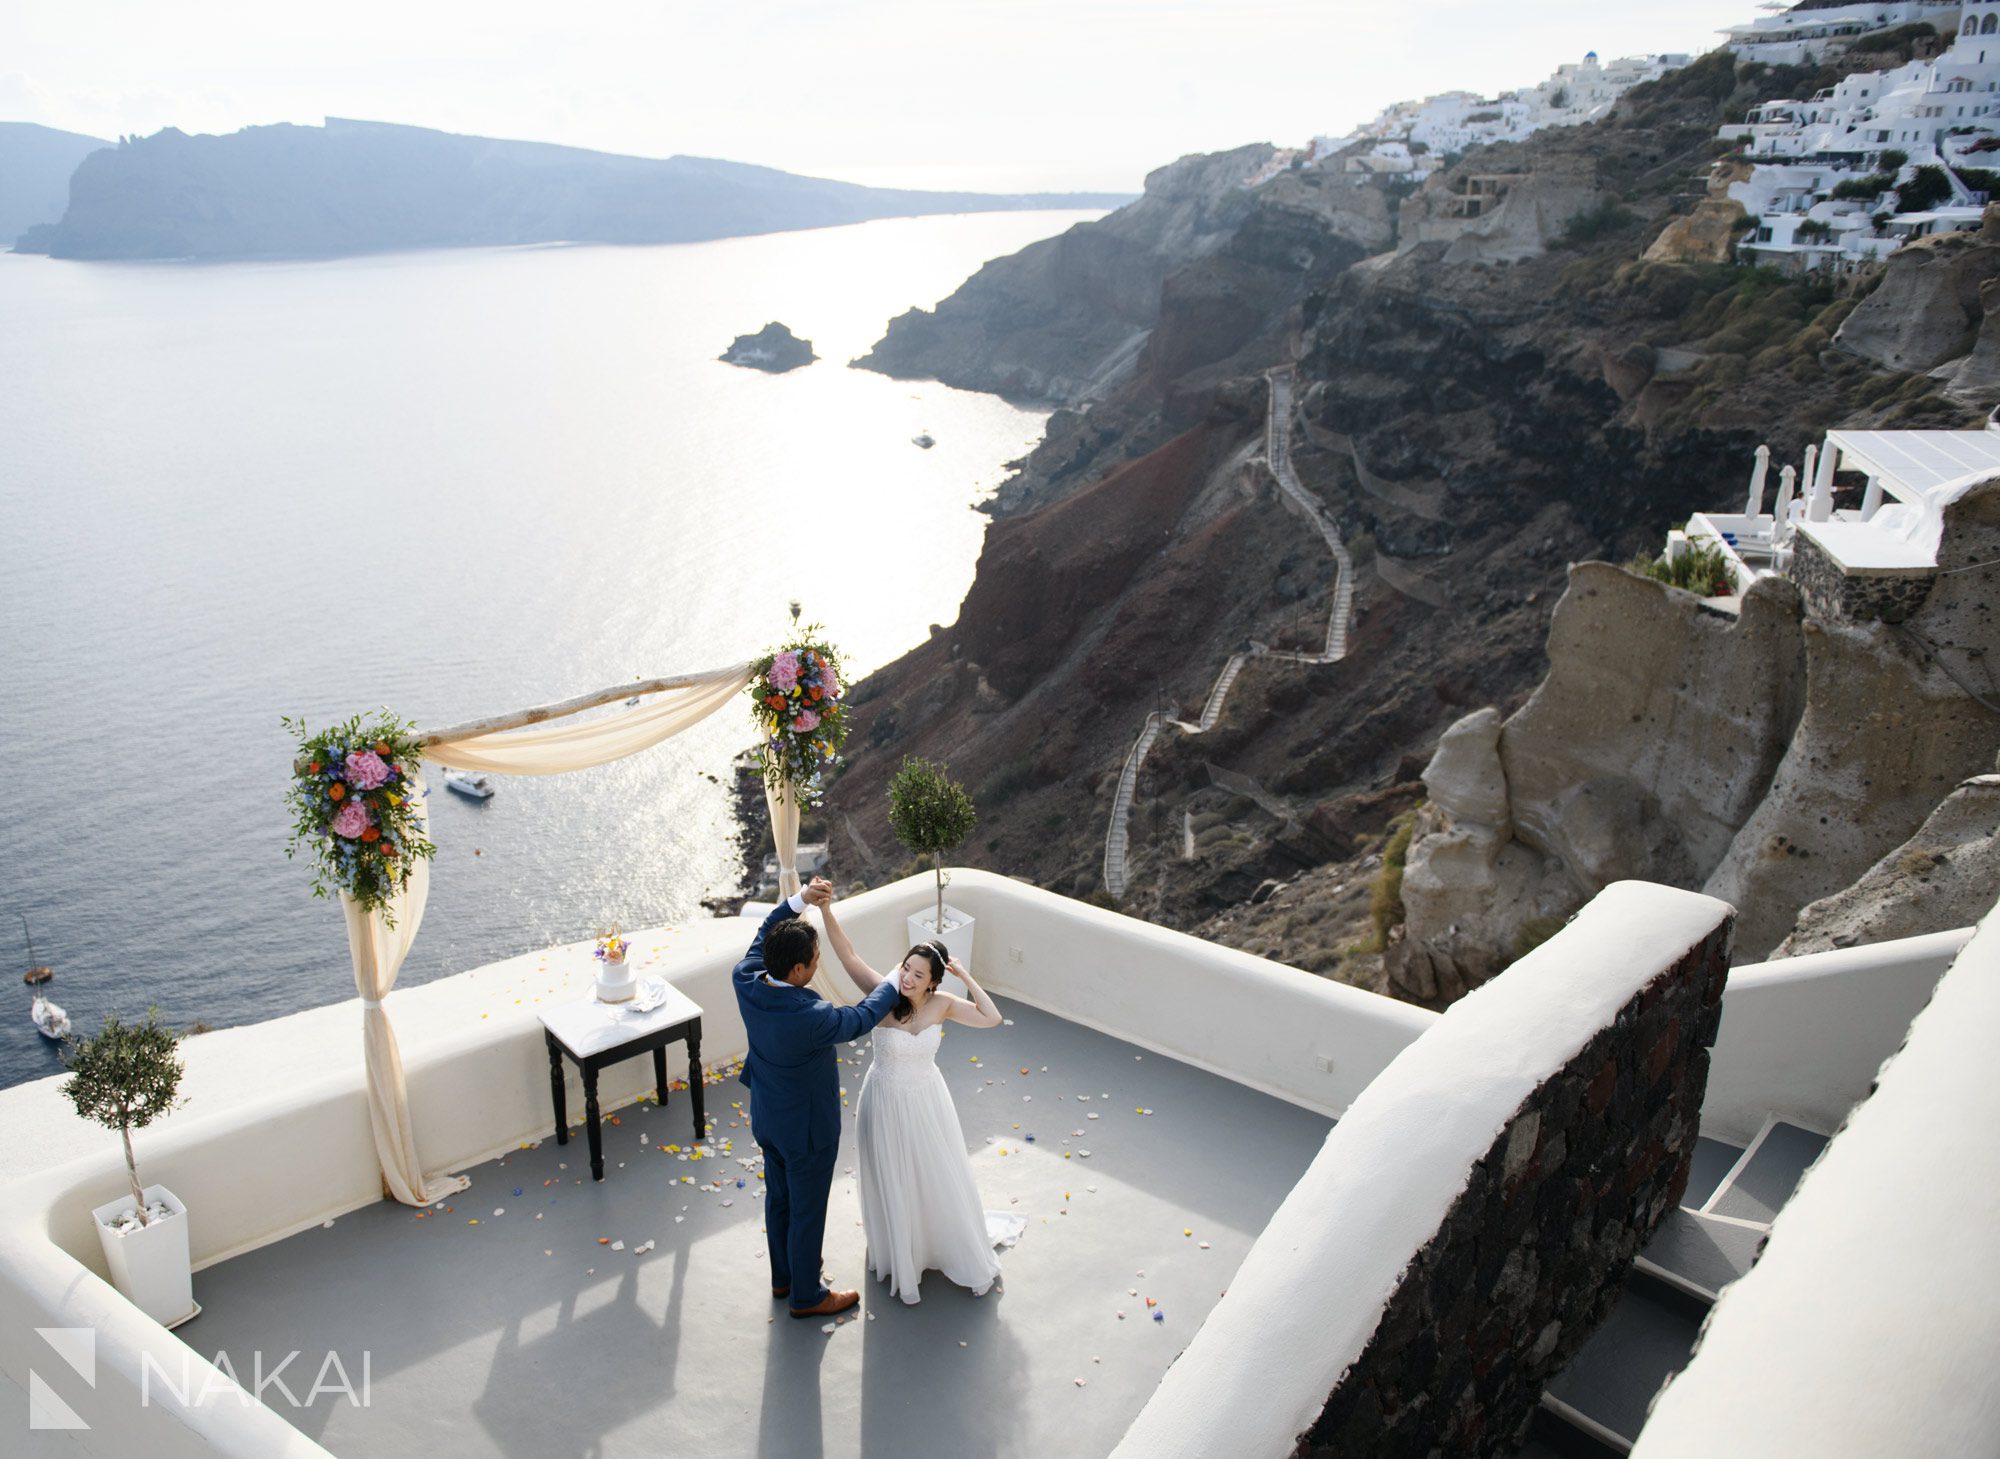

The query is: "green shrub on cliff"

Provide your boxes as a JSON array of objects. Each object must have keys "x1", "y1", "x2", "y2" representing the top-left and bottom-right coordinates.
[
  {"x1": 1366, "y1": 807, "x2": 1420, "y2": 951},
  {"x1": 1895, "y1": 165, "x2": 1953, "y2": 214},
  {"x1": 1630, "y1": 541, "x2": 1733, "y2": 597},
  {"x1": 1558, "y1": 201, "x2": 1639, "y2": 249}
]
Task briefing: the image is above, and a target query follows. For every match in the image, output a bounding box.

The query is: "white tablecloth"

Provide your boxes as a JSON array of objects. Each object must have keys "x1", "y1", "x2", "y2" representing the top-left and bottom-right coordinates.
[{"x1": 539, "y1": 980, "x2": 703, "y2": 1059}]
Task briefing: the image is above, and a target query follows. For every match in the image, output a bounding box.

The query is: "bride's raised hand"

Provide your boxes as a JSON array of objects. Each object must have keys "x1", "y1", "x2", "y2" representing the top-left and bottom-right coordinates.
[{"x1": 945, "y1": 959, "x2": 1003, "y2": 1029}]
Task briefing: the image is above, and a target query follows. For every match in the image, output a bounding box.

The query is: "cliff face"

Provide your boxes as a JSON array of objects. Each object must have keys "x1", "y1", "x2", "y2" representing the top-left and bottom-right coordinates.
[
  {"x1": 823, "y1": 50, "x2": 1992, "y2": 992},
  {"x1": 0, "y1": 122, "x2": 107, "y2": 247},
  {"x1": 853, "y1": 144, "x2": 1389, "y2": 405},
  {"x1": 19, "y1": 119, "x2": 1135, "y2": 261}
]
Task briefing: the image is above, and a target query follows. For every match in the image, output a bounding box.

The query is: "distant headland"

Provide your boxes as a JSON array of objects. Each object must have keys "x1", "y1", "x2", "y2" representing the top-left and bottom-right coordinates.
[{"x1": 11, "y1": 117, "x2": 1134, "y2": 261}]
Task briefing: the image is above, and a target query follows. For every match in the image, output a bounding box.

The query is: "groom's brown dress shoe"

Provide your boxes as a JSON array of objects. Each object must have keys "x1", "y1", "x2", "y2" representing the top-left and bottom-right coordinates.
[
  {"x1": 772, "y1": 1286, "x2": 789, "y2": 1300},
  {"x1": 789, "y1": 1288, "x2": 860, "y2": 1319}
]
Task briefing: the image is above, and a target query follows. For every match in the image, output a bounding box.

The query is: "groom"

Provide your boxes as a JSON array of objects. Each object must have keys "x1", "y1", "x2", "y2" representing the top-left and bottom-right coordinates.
[{"x1": 732, "y1": 876, "x2": 898, "y2": 1318}]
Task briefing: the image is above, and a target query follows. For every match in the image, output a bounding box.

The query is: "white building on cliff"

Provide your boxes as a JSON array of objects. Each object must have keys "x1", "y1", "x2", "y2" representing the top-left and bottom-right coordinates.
[
  {"x1": 1315, "y1": 52, "x2": 1689, "y2": 182},
  {"x1": 1724, "y1": 5, "x2": 2000, "y2": 270},
  {"x1": 1720, "y1": 1, "x2": 1963, "y2": 65}
]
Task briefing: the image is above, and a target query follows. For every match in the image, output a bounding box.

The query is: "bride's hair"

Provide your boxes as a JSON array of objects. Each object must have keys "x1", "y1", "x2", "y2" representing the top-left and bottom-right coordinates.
[{"x1": 892, "y1": 942, "x2": 948, "y2": 1022}]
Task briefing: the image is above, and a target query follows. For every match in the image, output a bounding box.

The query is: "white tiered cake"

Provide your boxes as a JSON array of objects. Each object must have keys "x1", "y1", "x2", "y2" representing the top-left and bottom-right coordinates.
[{"x1": 594, "y1": 934, "x2": 636, "y2": 1003}]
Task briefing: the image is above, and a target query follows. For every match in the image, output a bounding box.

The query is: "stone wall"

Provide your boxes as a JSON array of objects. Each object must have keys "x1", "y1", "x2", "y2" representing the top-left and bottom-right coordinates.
[
  {"x1": 1787, "y1": 530, "x2": 1935, "y2": 624},
  {"x1": 1301, "y1": 915, "x2": 1730, "y2": 1458}
]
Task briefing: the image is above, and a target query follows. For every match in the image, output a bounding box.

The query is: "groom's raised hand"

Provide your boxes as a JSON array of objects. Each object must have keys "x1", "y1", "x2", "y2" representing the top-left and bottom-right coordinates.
[{"x1": 802, "y1": 877, "x2": 834, "y2": 908}]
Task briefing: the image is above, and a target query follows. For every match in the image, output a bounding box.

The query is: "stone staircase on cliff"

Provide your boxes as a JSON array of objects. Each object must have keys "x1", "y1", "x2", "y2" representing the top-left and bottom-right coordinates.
[
  {"x1": 1519, "y1": 1116, "x2": 1830, "y2": 1457},
  {"x1": 1102, "y1": 367, "x2": 1353, "y2": 896}
]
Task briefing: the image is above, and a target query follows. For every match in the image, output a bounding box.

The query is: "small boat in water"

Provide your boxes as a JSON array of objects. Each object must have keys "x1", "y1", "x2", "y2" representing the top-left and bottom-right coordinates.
[
  {"x1": 443, "y1": 769, "x2": 497, "y2": 800},
  {"x1": 911, "y1": 431, "x2": 935, "y2": 449},
  {"x1": 31, "y1": 994, "x2": 69, "y2": 1041},
  {"x1": 19, "y1": 913, "x2": 53, "y2": 987}
]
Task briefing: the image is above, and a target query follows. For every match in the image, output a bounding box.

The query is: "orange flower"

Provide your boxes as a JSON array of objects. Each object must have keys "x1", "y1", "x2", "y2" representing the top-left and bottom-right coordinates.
[
  {"x1": 361, "y1": 826, "x2": 381, "y2": 843},
  {"x1": 373, "y1": 741, "x2": 390, "y2": 755},
  {"x1": 308, "y1": 761, "x2": 322, "y2": 774},
  {"x1": 329, "y1": 783, "x2": 346, "y2": 801},
  {"x1": 809, "y1": 685, "x2": 822, "y2": 701},
  {"x1": 382, "y1": 843, "x2": 399, "y2": 857}
]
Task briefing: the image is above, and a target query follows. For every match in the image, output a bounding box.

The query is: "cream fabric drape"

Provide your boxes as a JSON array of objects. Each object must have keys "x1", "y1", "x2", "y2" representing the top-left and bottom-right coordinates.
[
  {"x1": 338, "y1": 662, "x2": 757, "y2": 1207},
  {"x1": 765, "y1": 774, "x2": 802, "y2": 901},
  {"x1": 763, "y1": 774, "x2": 853, "y2": 1005},
  {"x1": 340, "y1": 772, "x2": 466, "y2": 1206},
  {"x1": 425, "y1": 664, "x2": 754, "y2": 774}
]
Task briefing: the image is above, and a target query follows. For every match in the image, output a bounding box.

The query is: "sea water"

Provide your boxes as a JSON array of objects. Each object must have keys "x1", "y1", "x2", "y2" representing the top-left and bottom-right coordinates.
[{"x1": 0, "y1": 211, "x2": 1097, "y2": 1088}]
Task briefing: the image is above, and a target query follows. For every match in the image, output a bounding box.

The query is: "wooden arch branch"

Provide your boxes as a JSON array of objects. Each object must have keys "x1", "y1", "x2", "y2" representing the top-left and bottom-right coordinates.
[{"x1": 415, "y1": 664, "x2": 754, "y2": 745}]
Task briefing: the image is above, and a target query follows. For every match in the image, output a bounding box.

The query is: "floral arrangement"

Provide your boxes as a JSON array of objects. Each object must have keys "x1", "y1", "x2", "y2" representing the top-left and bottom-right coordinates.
[
  {"x1": 283, "y1": 711, "x2": 436, "y2": 921},
  {"x1": 748, "y1": 629, "x2": 849, "y2": 804},
  {"x1": 595, "y1": 931, "x2": 629, "y2": 964}
]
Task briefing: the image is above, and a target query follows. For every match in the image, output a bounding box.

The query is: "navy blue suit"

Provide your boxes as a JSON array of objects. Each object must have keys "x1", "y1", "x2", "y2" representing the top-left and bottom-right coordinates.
[{"x1": 732, "y1": 898, "x2": 898, "y2": 1309}]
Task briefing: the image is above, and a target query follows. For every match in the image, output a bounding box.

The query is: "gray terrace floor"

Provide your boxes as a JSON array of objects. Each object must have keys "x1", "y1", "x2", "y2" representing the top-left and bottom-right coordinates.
[{"x1": 183, "y1": 1000, "x2": 1333, "y2": 1459}]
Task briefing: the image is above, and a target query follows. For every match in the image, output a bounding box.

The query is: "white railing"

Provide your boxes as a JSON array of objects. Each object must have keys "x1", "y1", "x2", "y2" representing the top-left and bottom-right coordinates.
[
  {"x1": 0, "y1": 871, "x2": 1437, "y2": 1456},
  {"x1": 1702, "y1": 927, "x2": 1969, "y2": 1143}
]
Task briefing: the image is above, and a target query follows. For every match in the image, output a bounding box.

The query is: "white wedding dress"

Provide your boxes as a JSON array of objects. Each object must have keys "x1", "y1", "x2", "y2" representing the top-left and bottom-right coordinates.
[{"x1": 856, "y1": 1022, "x2": 1026, "y2": 1303}]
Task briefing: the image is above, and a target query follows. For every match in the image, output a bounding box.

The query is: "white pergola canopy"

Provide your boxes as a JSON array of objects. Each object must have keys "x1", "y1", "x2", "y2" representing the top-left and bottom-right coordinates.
[{"x1": 1822, "y1": 429, "x2": 2000, "y2": 512}]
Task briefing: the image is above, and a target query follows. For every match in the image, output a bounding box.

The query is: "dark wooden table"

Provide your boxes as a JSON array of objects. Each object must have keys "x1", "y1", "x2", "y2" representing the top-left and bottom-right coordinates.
[{"x1": 539, "y1": 983, "x2": 705, "y2": 1181}]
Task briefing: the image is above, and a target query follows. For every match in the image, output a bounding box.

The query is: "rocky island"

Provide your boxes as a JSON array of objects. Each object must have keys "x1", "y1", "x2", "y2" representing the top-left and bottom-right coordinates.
[{"x1": 720, "y1": 322, "x2": 816, "y2": 372}]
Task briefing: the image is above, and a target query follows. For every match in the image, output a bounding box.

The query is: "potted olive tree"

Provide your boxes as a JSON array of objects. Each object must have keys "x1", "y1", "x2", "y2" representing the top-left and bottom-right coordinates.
[
  {"x1": 889, "y1": 756, "x2": 979, "y2": 990},
  {"x1": 64, "y1": 1010, "x2": 197, "y2": 1328}
]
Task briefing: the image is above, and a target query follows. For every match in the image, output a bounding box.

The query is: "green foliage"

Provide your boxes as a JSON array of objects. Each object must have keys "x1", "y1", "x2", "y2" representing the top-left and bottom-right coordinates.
[
  {"x1": 889, "y1": 757, "x2": 977, "y2": 859},
  {"x1": 1878, "y1": 148, "x2": 1910, "y2": 171},
  {"x1": 283, "y1": 711, "x2": 437, "y2": 921},
  {"x1": 1558, "y1": 200, "x2": 1639, "y2": 249},
  {"x1": 1795, "y1": 218, "x2": 1834, "y2": 242},
  {"x1": 1639, "y1": 48, "x2": 1738, "y2": 106},
  {"x1": 1895, "y1": 165, "x2": 1953, "y2": 214},
  {"x1": 748, "y1": 629, "x2": 849, "y2": 806},
  {"x1": 888, "y1": 756, "x2": 977, "y2": 927},
  {"x1": 1367, "y1": 807, "x2": 1421, "y2": 949},
  {"x1": 63, "y1": 1010, "x2": 184, "y2": 1135},
  {"x1": 1957, "y1": 167, "x2": 2000, "y2": 197},
  {"x1": 983, "y1": 755, "x2": 1036, "y2": 804},
  {"x1": 1630, "y1": 540, "x2": 1734, "y2": 596},
  {"x1": 1831, "y1": 172, "x2": 1895, "y2": 202},
  {"x1": 1856, "y1": 22, "x2": 1938, "y2": 64},
  {"x1": 63, "y1": 1010, "x2": 185, "y2": 1220},
  {"x1": 1684, "y1": 266, "x2": 1837, "y2": 356}
]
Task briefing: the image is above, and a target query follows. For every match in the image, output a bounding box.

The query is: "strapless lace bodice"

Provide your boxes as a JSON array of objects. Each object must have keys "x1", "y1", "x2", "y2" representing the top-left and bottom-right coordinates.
[{"x1": 869, "y1": 1023, "x2": 942, "y2": 1085}]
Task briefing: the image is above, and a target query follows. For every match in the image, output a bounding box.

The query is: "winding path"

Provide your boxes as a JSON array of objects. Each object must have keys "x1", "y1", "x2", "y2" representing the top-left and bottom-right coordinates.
[{"x1": 1102, "y1": 367, "x2": 1354, "y2": 897}]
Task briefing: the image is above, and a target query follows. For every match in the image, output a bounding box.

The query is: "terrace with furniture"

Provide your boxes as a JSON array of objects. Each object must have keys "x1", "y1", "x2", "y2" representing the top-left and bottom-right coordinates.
[{"x1": 3, "y1": 866, "x2": 1994, "y2": 1457}]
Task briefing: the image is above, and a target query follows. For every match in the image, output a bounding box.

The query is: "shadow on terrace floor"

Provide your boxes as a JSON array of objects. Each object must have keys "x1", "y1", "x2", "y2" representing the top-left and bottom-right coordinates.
[{"x1": 185, "y1": 1001, "x2": 1332, "y2": 1458}]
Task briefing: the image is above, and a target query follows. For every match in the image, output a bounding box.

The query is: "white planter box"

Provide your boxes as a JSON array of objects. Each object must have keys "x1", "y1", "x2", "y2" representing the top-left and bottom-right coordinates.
[
  {"x1": 907, "y1": 903, "x2": 976, "y2": 997},
  {"x1": 92, "y1": 1184, "x2": 197, "y2": 1329}
]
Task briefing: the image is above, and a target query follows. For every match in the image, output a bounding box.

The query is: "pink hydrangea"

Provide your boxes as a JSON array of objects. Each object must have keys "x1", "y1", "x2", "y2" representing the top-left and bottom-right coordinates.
[
  {"x1": 330, "y1": 800, "x2": 372, "y2": 839},
  {"x1": 344, "y1": 749, "x2": 391, "y2": 790},
  {"x1": 823, "y1": 666, "x2": 840, "y2": 698},
  {"x1": 792, "y1": 709, "x2": 821, "y2": 733},
  {"x1": 767, "y1": 651, "x2": 800, "y2": 693}
]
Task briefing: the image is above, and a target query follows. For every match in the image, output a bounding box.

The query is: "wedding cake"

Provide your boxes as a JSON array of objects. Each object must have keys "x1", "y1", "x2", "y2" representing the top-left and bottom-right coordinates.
[{"x1": 594, "y1": 932, "x2": 636, "y2": 1003}]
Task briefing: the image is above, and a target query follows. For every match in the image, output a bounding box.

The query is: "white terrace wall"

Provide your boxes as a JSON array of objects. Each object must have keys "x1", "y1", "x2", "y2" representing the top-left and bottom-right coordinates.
[
  {"x1": 1633, "y1": 903, "x2": 2000, "y2": 1457},
  {"x1": 1702, "y1": 927, "x2": 1968, "y2": 1143},
  {"x1": 0, "y1": 872, "x2": 1436, "y2": 1457},
  {"x1": 1114, "y1": 881, "x2": 1734, "y2": 1459}
]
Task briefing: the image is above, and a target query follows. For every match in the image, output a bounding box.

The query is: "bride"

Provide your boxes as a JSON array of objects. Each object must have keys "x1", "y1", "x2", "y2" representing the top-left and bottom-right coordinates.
[{"x1": 817, "y1": 887, "x2": 1025, "y2": 1303}]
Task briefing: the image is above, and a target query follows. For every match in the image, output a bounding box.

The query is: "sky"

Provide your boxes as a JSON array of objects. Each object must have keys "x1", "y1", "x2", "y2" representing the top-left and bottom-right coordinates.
[{"x1": 3, "y1": 0, "x2": 1760, "y2": 194}]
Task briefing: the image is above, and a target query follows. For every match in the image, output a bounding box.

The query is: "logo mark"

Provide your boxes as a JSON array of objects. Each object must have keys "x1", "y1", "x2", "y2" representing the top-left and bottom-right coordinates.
[{"x1": 29, "y1": 1327, "x2": 95, "y2": 1431}]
